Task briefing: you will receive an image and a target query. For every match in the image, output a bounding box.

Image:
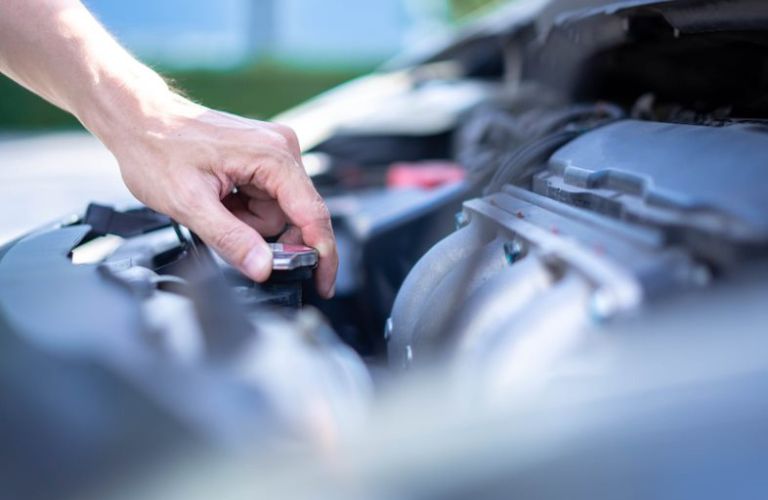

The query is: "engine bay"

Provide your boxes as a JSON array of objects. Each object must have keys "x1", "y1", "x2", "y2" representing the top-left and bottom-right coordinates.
[{"x1": 3, "y1": 1, "x2": 768, "y2": 498}]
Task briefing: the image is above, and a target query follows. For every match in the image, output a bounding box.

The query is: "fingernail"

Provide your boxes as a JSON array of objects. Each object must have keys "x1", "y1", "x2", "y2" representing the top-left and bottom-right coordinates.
[
  {"x1": 325, "y1": 283, "x2": 336, "y2": 299},
  {"x1": 243, "y1": 246, "x2": 271, "y2": 281}
]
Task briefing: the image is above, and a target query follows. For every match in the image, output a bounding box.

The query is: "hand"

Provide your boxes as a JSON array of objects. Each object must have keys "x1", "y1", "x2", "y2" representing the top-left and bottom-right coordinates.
[
  {"x1": 0, "y1": 1, "x2": 335, "y2": 297},
  {"x1": 96, "y1": 92, "x2": 337, "y2": 298}
]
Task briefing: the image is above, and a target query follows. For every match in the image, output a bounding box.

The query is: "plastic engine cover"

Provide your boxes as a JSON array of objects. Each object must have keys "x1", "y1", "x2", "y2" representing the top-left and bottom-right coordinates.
[{"x1": 533, "y1": 120, "x2": 768, "y2": 261}]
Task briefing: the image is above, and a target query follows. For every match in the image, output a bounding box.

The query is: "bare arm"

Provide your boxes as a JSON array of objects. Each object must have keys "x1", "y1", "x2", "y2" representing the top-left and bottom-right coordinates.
[{"x1": 0, "y1": 0, "x2": 337, "y2": 297}]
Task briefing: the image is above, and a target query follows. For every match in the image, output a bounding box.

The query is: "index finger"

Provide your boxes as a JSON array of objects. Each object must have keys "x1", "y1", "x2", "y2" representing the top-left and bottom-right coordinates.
[{"x1": 261, "y1": 155, "x2": 338, "y2": 298}]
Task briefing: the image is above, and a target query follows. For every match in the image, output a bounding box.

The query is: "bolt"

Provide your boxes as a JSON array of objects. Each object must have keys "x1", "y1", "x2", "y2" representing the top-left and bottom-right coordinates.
[
  {"x1": 503, "y1": 240, "x2": 524, "y2": 265},
  {"x1": 455, "y1": 211, "x2": 469, "y2": 230}
]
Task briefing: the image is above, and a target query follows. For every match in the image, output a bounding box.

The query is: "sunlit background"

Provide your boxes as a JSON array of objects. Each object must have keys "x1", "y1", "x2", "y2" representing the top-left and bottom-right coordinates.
[
  {"x1": 0, "y1": 0, "x2": 507, "y2": 130},
  {"x1": 0, "y1": 0, "x2": 508, "y2": 241}
]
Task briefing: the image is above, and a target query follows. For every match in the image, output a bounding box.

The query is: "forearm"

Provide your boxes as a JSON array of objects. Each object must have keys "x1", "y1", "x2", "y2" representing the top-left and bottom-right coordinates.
[
  {"x1": 0, "y1": 0, "x2": 173, "y2": 143},
  {"x1": 0, "y1": 0, "x2": 338, "y2": 293}
]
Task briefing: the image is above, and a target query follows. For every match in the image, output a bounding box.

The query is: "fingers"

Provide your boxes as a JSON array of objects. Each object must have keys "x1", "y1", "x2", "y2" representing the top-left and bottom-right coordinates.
[
  {"x1": 240, "y1": 151, "x2": 337, "y2": 298},
  {"x1": 245, "y1": 198, "x2": 287, "y2": 235},
  {"x1": 272, "y1": 169, "x2": 338, "y2": 298},
  {"x1": 221, "y1": 124, "x2": 336, "y2": 297},
  {"x1": 223, "y1": 193, "x2": 287, "y2": 237},
  {"x1": 184, "y1": 193, "x2": 273, "y2": 283},
  {"x1": 269, "y1": 122, "x2": 302, "y2": 160},
  {"x1": 277, "y1": 225, "x2": 303, "y2": 245}
]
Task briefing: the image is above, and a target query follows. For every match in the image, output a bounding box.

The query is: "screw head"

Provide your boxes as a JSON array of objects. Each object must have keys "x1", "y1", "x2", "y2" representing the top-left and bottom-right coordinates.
[
  {"x1": 455, "y1": 211, "x2": 469, "y2": 230},
  {"x1": 503, "y1": 240, "x2": 524, "y2": 264}
]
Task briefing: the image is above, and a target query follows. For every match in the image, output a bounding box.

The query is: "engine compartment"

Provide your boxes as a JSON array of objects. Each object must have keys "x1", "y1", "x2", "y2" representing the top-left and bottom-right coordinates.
[{"x1": 3, "y1": 1, "x2": 768, "y2": 498}]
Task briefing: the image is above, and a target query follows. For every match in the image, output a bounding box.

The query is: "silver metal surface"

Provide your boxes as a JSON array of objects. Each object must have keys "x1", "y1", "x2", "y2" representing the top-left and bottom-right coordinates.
[
  {"x1": 270, "y1": 243, "x2": 319, "y2": 271},
  {"x1": 387, "y1": 177, "x2": 711, "y2": 373}
]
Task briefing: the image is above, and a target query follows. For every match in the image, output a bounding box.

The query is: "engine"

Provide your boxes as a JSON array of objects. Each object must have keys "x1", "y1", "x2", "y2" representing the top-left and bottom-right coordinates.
[
  {"x1": 389, "y1": 118, "x2": 768, "y2": 392},
  {"x1": 4, "y1": 0, "x2": 768, "y2": 498}
]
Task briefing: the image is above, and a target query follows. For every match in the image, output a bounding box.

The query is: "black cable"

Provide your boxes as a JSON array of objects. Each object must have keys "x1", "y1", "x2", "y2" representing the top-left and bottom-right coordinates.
[{"x1": 484, "y1": 129, "x2": 581, "y2": 194}]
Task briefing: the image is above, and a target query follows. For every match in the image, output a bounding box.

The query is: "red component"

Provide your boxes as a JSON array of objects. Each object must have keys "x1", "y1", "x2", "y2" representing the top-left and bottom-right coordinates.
[{"x1": 386, "y1": 161, "x2": 465, "y2": 190}]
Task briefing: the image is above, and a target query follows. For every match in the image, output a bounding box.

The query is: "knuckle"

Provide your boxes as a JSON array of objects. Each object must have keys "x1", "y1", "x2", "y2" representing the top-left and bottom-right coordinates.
[
  {"x1": 312, "y1": 197, "x2": 332, "y2": 223},
  {"x1": 258, "y1": 132, "x2": 293, "y2": 159},
  {"x1": 290, "y1": 193, "x2": 331, "y2": 230},
  {"x1": 269, "y1": 123, "x2": 301, "y2": 151},
  {"x1": 270, "y1": 123, "x2": 295, "y2": 139}
]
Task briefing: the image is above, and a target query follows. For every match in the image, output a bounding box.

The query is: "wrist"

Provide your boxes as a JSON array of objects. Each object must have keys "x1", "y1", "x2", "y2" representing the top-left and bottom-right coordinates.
[{"x1": 75, "y1": 65, "x2": 190, "y2": 152}]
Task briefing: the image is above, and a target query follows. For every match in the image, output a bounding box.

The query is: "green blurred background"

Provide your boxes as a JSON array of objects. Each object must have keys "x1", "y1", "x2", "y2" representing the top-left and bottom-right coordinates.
[
  {"x1": 0, "y1": 0, "x2": 506, "y2": 130},
  {"x1": 0, "y1": 63, "x2": 368, "y2": 129}
]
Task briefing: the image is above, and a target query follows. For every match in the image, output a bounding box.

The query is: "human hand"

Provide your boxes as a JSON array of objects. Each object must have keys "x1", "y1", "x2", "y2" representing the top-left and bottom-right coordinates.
[
  {"x1": 0, "y1": 0, "x2": 336, "y2": 297},
  {"x1": 93, "y1": 92, "x2": 337, "y2": 297}
]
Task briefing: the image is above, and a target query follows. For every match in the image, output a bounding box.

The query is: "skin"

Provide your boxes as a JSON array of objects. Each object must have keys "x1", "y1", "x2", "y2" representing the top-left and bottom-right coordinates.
[{"x1": 0, "y1": 0, "x2": 338, "y2": 297}]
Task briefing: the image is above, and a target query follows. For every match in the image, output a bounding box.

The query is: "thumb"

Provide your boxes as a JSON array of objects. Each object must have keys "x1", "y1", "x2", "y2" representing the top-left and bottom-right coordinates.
[{"x1": 185, "y1": 196, "x2": 273, "y2": 282}]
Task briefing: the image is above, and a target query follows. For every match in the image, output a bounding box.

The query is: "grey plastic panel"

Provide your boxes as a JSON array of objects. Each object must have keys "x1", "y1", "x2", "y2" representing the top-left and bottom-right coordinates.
[
  {"x1": 0, "y1": 226, "x2": 144, "y2": 357},
  {"x1": 536, "y1": 120, "x2": 768, "y2": 247}
]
